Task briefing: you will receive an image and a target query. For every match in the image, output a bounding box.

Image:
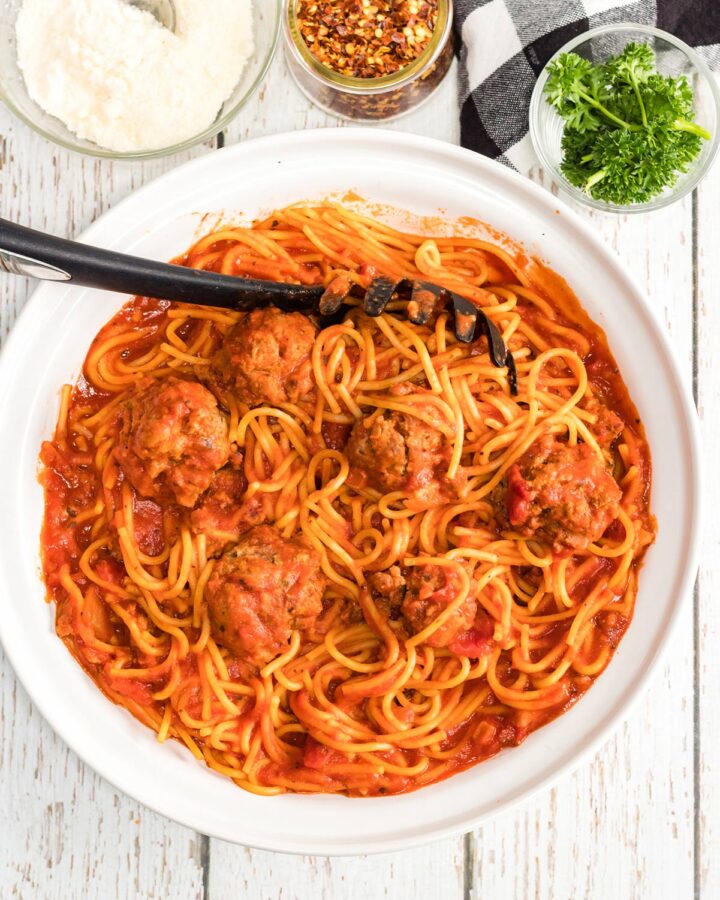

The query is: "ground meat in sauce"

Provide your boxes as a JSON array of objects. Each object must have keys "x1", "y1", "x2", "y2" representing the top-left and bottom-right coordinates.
[
  {"x1": 41, "y1": 442, "x2": 98, "y2": 570},
  {"x1": 402, "y1": 565, "x2": 477, "y2": 648},
  {"x1": 346, "y1": 397, "x2": 466, "y2": 504},
  {"x1": 369, "y1": 564, "x2": 478, "y2": 649},
  {"x1": 206, "y1": 525, "x2": 326, "y2": 667},
  {"x1": 210, "y1": 306, "x2": 317, "y2": 407},
  {"x1": 190, "y1": 462, "x2": 266, "y2": 556},
  {"x1": 583, "y1": 396, "x2": 624, "y2": 451},
  {"x1": 116, "y1": 376, "x2": 230, "y2": 508},
  {"x1": 367, "y1": 568, "x2": 407, "y2": 621},
  {"x1": 500, "y1": 434, "x2": 622, "y2": 553}
]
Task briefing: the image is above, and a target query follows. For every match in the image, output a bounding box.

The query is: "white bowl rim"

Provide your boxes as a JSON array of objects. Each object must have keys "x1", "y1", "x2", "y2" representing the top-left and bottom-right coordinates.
[
  {"x1": 0, "y1": 128, "x2": 702, "y2": 855},
  {"x1": 529, "y1": 21, "x2": 720, "y2": 214}
]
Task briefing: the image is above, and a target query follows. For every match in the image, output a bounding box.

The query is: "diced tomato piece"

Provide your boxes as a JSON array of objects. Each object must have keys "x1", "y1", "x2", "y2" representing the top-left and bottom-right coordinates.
[
  {"x1": 448, "y1": 615, "x2": 494, "y2": 658},
  {"x1": 303, "y1": 736, "x2": 346, "y2": 770},
  {"x1": 103, "y1": 670, "x2": 154, "y2": 706},
  {"x1": 95, "y1": 557, "x2": 126, "y2": 586},
  {"x1": 506, "y1": 465, "x2": 532, "y2": 527}
]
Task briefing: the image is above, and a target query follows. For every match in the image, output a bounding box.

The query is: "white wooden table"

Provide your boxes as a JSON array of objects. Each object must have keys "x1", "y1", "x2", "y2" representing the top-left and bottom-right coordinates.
[{"x1": 1, "y1": 54, "x2": 718, "y2": 900}]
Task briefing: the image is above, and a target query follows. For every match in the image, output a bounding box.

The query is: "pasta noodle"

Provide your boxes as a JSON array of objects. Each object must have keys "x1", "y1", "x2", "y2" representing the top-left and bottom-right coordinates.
[{"x1": 39, "y1": 204, "x2": 655, "y2": 796}]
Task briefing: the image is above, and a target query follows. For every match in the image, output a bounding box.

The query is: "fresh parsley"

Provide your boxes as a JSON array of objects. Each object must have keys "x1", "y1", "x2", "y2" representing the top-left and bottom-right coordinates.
[{"x1": 543, "y1": 42, "x2": 711, "y2": 205}]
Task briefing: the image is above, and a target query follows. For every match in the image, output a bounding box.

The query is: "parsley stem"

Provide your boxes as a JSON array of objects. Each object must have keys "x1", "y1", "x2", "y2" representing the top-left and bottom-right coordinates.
[
  {"x1": 576, "y1": 88, "x2": 639, "y2": 130},
  {"x1": 584, "y1": 169, "x2": 608, "y2": 192},
  {"x1": 630, "y1": 75, "x2": 648, "y2": 127},
  {"x1": 674, "y1": 118, "x2": 712, "y2": 141}
]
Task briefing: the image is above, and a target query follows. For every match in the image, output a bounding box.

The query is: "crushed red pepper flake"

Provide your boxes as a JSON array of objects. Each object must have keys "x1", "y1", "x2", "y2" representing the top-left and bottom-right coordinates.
[{"x1": 296, "y1": 0, "x2": 440, "y2": 78}]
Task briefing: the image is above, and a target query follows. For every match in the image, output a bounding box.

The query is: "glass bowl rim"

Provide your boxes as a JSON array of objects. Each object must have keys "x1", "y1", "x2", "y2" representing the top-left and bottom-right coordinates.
[
  {"x1": 0, "y1": 0, "x2": 282, "y2": 161},
  {"x1": 529, "y1": 21, "x2": 720, "y2": 214}
]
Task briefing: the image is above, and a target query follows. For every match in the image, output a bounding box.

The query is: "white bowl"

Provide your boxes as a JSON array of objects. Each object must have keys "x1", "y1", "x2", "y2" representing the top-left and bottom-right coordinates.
[{"x1": 0, "y1": 129, "x2": 701, "y2": 855}]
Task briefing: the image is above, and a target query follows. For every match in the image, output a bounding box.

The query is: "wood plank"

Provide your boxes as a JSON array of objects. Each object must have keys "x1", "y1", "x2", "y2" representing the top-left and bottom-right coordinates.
[
  {"x1": 0, "y1": 106, "x2": 214, "y2": 900},
  {"x1": 222, "y1": 50, "x2": 460, "y2": 143},
  {"x1": 465, "y1": 187, "x2": 696, "y2": 899},
  {"x1": 694, "y1": 141, "x2": 720, "y2": 899},
  {"x1": 208, "y1": 839, "x2": 464, "y2": 900},
  {"x1": 0, "y1": 59, "x2": 463, "y2": 899},
  {"x1": 209, "y1": 57, "x2": 466, "y2": 900},
  {"x1": 0, "y1": 42, "x2": 701, "y2": 898}
]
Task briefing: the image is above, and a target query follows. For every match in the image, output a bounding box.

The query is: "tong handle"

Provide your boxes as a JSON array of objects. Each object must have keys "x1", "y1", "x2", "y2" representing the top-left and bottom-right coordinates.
[{"x1": 0, "y1": 218, "x2": 324, "y2": 310}]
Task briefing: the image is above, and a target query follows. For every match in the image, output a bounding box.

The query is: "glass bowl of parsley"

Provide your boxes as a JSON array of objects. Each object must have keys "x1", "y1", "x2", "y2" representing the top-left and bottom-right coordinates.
[{"x1": 529, "y1": 23, "x2": 720, "y2": 212}]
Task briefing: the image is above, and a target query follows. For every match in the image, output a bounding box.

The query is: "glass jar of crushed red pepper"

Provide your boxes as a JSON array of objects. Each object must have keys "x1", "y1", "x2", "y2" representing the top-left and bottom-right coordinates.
[{"x1": 284, "y1": 0, "x2": 454, "y2": 122}]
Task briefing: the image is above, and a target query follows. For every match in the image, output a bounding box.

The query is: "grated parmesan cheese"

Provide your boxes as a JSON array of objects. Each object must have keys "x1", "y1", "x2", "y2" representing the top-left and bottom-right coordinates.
[{"x1": 16, "y1": 0, "x2": 255, "y2": 153}]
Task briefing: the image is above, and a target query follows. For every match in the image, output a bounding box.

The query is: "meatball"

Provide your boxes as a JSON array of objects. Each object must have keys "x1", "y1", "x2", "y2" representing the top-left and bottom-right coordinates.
[
  {"x1": 206, "y1": 525, "x2": 326, "y2": 666},
  {"x1": 347, "y1": 400, "x2": 466, "y2": 505},
  {"x1": 117, "y1": 377, "x2": 230, "y2": 508},
  {"x1": 501, "y1": 434, "x2": 622, "y2": 552},
  {"x1": 190, "y1": 462, "x2": 266, "y2": 557},
  {"x1": 368, "y1": 564, "x2": 477, "y2": 649},
  {"x1": 211, "y1": 307, "x2": 317, "y2": 406}
]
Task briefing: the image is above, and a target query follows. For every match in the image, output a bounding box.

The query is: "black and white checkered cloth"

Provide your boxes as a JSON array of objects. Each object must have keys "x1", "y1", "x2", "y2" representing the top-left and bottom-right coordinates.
[{"x1": 455, "y1": 0, "x2": 720, "y2": 171}]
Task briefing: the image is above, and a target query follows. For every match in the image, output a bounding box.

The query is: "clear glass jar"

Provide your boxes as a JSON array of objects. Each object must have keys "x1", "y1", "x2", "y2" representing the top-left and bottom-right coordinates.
[{"x1": 283, "y1": 0, "x2": 454, "y2": 122}]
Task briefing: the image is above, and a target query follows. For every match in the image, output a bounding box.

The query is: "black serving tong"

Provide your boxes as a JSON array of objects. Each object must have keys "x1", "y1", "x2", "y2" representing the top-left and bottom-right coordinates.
[
  {"x1": 0, "y1": 218, "x2": 516, "y2": 394},
  {"x1": 351, "y1": 276, "x2": 517, "y2": 394}
]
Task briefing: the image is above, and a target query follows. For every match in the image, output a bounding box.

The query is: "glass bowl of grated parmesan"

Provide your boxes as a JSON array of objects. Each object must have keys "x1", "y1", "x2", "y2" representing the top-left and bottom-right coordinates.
[{"x1": 0, "y1": 0, "x2": 281, "y2": 159}]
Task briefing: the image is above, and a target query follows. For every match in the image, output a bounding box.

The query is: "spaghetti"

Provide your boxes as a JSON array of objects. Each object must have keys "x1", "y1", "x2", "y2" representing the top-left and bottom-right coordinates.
[{"x1": 39, "y1": 203, "x2": 655, "y2": 796}]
